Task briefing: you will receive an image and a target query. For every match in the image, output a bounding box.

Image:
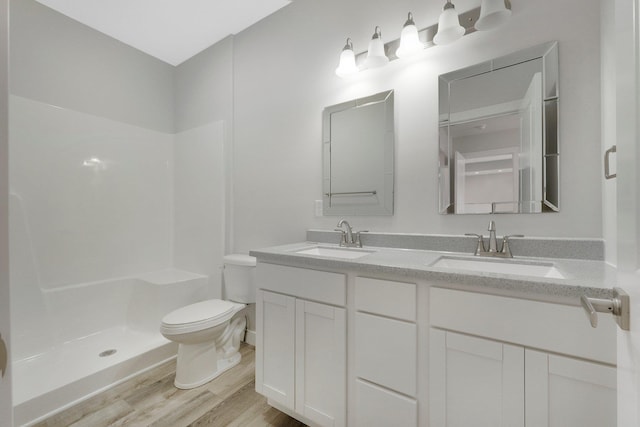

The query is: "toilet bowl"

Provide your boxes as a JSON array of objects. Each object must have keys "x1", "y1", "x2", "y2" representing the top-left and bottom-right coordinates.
[{"x1": 160, "y1": 254, "x2": 257, "y2": 389}]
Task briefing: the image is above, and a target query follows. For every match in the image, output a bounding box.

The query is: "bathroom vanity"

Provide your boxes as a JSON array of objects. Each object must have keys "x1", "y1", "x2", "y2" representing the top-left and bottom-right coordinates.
[{"x1": 251, "y1": 233, "x2": 617, "y2": 427}]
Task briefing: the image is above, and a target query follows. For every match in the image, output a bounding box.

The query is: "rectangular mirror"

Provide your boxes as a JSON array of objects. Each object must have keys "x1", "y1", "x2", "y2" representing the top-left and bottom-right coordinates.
[
  {"x1": 438, "y1": 41, "x2": 559, "y2": 214},
  {"x1": 323, "y1": 90, "x2": 394, "y2": 216}
]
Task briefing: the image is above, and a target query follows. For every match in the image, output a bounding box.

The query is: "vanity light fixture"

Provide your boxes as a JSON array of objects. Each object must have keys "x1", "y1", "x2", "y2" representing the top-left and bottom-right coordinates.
[
  {"x1": 475, "y1": 0, "x2": 512, "y2": 31},
  {"x1": 334, "y1": 0, "x2": 511, "y2": 78},
  {"x1": 396, "y1": 13, "x2": 424, "y2": 58},
  {"x1": 335, "y1": 38, "x2": 359, "y2": 77},
  {"x1": 364, "y1": 26, "x2": 389, "y2": 68},
  {"x1": 433, "y1": 1, "x2": 465, "y2": 45}
]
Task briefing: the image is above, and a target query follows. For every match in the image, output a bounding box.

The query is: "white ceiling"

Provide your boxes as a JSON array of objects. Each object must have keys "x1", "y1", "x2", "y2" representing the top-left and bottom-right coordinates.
[{"x1": 35, "y1": 0, "x2": 292, "y2": 66}]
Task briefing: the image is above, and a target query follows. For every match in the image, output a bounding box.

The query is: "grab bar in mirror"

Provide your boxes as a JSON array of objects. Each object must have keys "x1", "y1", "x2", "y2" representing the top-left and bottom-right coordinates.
[{"x1": 325, "y1": 190, "x2": 377, "y2": 196}]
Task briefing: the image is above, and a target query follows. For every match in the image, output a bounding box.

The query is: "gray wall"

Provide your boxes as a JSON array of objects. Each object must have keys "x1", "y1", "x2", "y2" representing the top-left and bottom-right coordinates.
[
  {"x1": 229, "y1": 0, "x2": 603, "y2": 253},
  {"x1": 174, "y1": 37, "x2": 235, "y2": 254},
  {"x1": 11, "y1": 0, "x2": 605, "y2": 258},
  {"x1": 10, "y1": 0, "x2": 174, "y2": 133},
  {"x1": 174, "y1": 36, "x2": 233, "y2": 133}
]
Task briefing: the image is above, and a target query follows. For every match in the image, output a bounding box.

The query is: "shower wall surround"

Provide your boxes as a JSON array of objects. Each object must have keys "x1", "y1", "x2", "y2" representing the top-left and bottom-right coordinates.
[
  {"x1": 9, "y1": 0, "x2": 229, "y2": 294},
  {"x1": 9, "y1": 94, "x2": 226, "y2": 361},
  {"x1": 10, "y1": 95, "x2": 173, "y2": 288}
]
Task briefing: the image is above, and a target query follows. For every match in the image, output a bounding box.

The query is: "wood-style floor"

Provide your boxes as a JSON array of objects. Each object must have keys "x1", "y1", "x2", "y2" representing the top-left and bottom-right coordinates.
[{"x1": 35, "y1": 344, "x2": 306, "y2": 427}]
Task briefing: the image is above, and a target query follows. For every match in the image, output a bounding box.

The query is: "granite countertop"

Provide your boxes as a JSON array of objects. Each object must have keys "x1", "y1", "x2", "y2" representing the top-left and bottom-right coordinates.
[{"x1": 250, "y1": 241, "x2": 617, "y2": 304}]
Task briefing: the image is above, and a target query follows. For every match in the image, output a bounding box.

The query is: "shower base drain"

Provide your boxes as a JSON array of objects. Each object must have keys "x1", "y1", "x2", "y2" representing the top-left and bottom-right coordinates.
[{"x1": 99, "y1": 349, "x2": 117, "y2": 357}]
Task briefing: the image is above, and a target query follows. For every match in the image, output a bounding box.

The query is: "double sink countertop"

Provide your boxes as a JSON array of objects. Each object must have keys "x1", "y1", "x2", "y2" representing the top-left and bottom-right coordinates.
[{"x1": 250, "y1": 237, "x2": 616, "y2": 305}]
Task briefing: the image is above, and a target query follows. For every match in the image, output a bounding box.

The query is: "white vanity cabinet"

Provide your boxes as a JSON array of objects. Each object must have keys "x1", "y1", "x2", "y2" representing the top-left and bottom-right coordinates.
[
  {"x1": 352, "y1": 277, "x2": 418, "y2": 427},
  {"x1": 525, "y1": 349, "x2": 616, "y2": 427},
  {"x1": 430, "y1": 329, "x2": 525, "y2": 426},
  {"x1": 430, "y1": 287, "x2": 617, "y2": 427},
  {"x1": 255, "y1": 263, "x2": 346, "y2": 427}
]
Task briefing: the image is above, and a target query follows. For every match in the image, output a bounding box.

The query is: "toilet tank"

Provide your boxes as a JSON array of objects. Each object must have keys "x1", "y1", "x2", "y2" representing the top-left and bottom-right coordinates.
[{"x1": 223, "y1": 254, "x2": 257, "y2": 303}]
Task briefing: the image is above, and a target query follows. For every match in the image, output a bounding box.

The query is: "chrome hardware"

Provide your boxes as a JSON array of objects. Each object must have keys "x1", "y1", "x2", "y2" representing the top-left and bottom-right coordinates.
[
  {"x1": 604, "y1": 145, "x2": 617, "y2": 179},
  {"x1": 487, "y1": 221, "x2": 498, "y2": 252},
  {"x1": 580, "y1": 287, "x2": 630, "y2": 330},
  {"x1": 465, "y1": 233, "x2": 485, "y2": 255},
  {"x1": 354, "y1": 230, "x2": 368, "y2": 248},
  {"x1": 335, "y1": 220, "x2": 366, "y2": 248},
  {"x1": 501, "y1": 234, "x2": 524, "y2": 258},
  {"x1": 466, "y1": 222, "x2": 523, "y2": 258}
]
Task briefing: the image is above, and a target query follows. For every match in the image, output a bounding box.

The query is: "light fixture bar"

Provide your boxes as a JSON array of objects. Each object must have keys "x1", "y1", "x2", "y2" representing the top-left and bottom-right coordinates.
[{"x1": 353, "y1": 0, "x2": 511, "y2": 65}]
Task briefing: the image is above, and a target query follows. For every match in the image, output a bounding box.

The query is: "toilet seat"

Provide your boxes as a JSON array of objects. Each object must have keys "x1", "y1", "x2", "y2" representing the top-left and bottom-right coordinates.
[{"x1": 161, "y1": 299, "x2": 238, "y2": 335}]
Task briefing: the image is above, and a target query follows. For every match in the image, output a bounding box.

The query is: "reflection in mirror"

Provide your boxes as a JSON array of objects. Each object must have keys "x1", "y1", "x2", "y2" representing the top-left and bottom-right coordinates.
[
  {"x1": 439, "y1": 41, "x2": 559, "y2": 214},
  {"x1": 323, "y1": 90, "x2": 394, "y2": 215}
]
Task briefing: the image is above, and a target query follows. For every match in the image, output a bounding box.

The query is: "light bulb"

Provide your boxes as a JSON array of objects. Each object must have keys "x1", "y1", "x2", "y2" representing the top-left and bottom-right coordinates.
[
  {"x1": 434, "y1": 1, "x2": 465, "y2": 45},
  {"x1": 335, "y1": 38, "x2": 359, "y2": 78},
  {"x1": 364, "y1": 26, "x2": 389, "y2": 69},
  {"x1": 396, "y1": 12, "x2": 424, "y2": 58}
]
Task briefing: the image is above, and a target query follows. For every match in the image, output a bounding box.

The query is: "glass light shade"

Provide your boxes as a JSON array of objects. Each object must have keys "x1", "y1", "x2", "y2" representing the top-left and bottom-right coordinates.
[
  {"x1": 335, "y1": 39, "x2": 359, "y2": 78},
  {"x1": 364, "y1": 27, "x2": 389, "y2": 68},
  {"x1": 396, "y1": 14, "x2": 424, "y2": 58},
  {"x1": 476, "y1": 0, "x2": 512, "y2": 31},
  {"x1": 434, "y1": 5, "x2": 465, "y2": 45}
]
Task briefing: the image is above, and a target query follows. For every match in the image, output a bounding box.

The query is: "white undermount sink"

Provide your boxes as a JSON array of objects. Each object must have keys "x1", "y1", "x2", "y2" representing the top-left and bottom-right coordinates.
[
  {"x1": 429, "y1": 256, "x2": 565, "y2": 279},
  {"x1": 293, "y1": 245, "x2": 375, "y2": 260}
]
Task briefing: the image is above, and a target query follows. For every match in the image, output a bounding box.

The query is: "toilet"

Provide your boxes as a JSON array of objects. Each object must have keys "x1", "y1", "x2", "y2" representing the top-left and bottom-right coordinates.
[{"x1": 160, "y1": 254, "x2": 257, "y2": 389}]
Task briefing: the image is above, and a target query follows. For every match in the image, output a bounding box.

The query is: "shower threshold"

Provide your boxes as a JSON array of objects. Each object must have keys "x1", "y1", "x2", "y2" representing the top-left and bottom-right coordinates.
[{"x1": 12, "y1": 327, "x2": 177, "y2": 426}]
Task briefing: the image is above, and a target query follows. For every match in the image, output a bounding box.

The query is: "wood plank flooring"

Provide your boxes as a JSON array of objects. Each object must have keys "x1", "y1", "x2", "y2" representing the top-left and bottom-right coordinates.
[{"x1": 35, "y1": 344, "x2": 306, "y2": 427}]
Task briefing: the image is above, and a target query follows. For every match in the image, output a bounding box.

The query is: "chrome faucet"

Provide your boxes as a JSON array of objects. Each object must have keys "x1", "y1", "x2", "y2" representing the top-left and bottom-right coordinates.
[
  {"x1": 487, "y1": 220, "x2": 498, "y2": 253},
  {"x1": 335, "y1": 220, "x2": 367, "y2": 248},
  {"x1": 465, "y1": 221, "x2": 523, "y2": 258}
]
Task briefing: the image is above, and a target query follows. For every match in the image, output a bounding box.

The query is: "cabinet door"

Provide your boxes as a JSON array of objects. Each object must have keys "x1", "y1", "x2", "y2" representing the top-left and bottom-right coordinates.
[
  {"x1": 295, "y1": 300, "x2": 346, "y2": 427},
  {"x1": 255, "y1": 290, "x2": 296, "y2": 410},
  {"x1": 430, "y1": 329, "x2": 525, "y2": 427},
  {"x1": 525, "y1": 349, "x2": 616, "y2": 427}
]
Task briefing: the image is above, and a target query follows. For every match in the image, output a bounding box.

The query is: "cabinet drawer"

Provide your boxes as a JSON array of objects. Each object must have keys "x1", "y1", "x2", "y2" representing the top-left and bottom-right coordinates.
[
  {"x1": 355, "y1": 277, "x2": 416, "y2": 321},
  {"x1": 430, "y1": 287, "x2": 616, "y2": 364},
  {"x1": 257, "y1": 263, "x2": 346, "y2": 306},
  {"x1": 355, "y1": 312, "x2": 417, "y2": 396},
  {"x1": 355, "y1": 379, "x2": 417, "y2": 427}
]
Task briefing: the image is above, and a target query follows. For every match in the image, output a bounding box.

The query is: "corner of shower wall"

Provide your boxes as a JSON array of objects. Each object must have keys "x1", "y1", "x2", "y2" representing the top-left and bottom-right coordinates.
[{"x1": 173, "y1": 120, "x2": 226, "y2": 299}]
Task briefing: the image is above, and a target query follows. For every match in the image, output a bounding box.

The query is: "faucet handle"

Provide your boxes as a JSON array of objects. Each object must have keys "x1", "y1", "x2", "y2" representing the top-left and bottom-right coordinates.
[
  {"x1": 465, "y1": 233, "x2": 485, "y2": 255},
  {"x1": 501, "y1": 234, "x2": 524, "y2": 257},
  {"x1": 334, "y1": 228, "x2": 347, "y2": 246},
  {"x1": 354, "y1": 230, "x2": 368, "y2": 248}
]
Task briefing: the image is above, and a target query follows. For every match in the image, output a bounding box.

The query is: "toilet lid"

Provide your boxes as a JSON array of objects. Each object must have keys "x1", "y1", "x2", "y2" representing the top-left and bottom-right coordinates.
[{"x1": 161, "y1": 299, "x2": 236, "y2": 329}]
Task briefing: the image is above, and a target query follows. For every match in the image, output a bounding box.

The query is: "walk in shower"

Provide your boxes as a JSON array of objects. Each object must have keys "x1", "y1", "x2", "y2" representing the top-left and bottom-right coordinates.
[{"x1": 9, "y1": 95, "x2": 225, "y2": 425}]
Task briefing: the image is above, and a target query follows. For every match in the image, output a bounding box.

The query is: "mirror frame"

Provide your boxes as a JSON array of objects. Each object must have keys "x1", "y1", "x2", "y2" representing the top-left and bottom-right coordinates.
[
  {"x1": 438, "y1": 41, "x2": 559, "y2": 214},
  {"x1": 322, "y1": 90, "x2": 394, "y2": 216}
]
